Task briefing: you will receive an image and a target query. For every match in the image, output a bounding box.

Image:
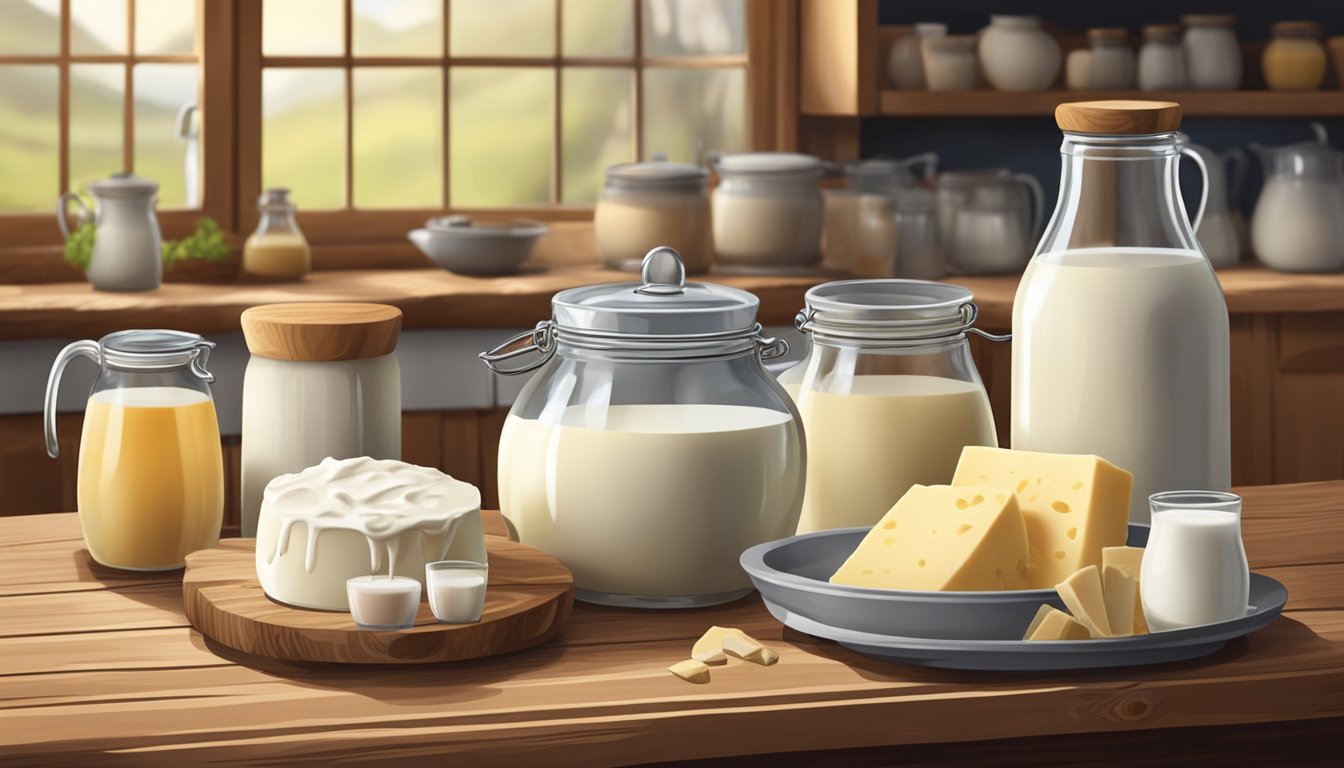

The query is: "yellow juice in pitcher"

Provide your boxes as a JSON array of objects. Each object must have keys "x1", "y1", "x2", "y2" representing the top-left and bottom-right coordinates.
[{"x1": 77, "y1": 387, "x2": 224, "y2": 570}]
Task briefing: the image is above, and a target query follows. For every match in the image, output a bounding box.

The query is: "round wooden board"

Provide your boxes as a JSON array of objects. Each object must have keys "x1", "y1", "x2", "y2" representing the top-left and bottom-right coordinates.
[{"x1": 183, "y1": 537, "x2": 573, "y2": 664}]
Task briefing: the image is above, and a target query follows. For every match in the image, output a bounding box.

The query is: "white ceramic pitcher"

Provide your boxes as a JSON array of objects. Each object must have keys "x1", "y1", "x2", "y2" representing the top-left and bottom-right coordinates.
[{"x1": 57, "y1": 173, "x2": 162, "y2": 292}]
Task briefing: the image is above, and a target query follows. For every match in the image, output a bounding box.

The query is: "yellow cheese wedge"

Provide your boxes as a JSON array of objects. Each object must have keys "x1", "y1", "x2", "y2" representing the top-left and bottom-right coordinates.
[
  {"x1": 1024, "y1": 605, "x2": 1091, "y2": 641},
  {"x1": 952, "y1": 446, "x2": 1133, "y2": 589},
  {"x1": 668, "y1": 659, "x2": 711, "y2": 684},
  {"x1": 693, "y1": 626, "x2": 772, "y2": 666},
  {"x1": 1056, "y1": 564, "x2": 1113, "y2": 637},
  {"x1": 1102, "y1": 564, "x2": 1137, "y2": 637},
  {"x1": 830, "y1": 484, "x2": 1030, "y2": 591},
  {"x1": 1103, "y1": 545, "x2": 1149, "y2": 634}
]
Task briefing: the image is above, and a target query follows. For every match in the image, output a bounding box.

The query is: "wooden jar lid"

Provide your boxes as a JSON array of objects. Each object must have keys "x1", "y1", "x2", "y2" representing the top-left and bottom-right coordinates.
[
  {"x1": 1180, "y1": 14, "x2": 1236, "y2": 27},
  {"x1": 241, "y1": 302, "x2": 403, "y2": 362},
  {"x1": 1272, "y1": 21, "x2": 1324, "y2": 38},
  {"x1": 1055, "y1": 100, "x2": 1183, "y2": 135},
  {"x1": 1088, "y1": 27, "x2": 1129, "y2": 41}
]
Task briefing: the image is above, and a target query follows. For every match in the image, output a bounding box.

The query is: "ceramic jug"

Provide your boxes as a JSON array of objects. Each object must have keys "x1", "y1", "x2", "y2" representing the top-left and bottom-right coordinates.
[
  {"x1": 57, "y1": 173, "x2": 162, "y2": 292},
  {"x1": 1250, "y1": 124, "x2": 1344, "y2": 272},
  {"x1": 1184, "y1": 137, "x2": 1246, "y2": 268}
]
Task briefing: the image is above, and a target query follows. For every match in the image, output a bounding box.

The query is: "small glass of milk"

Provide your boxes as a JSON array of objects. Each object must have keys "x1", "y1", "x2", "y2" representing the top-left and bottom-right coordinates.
[
  {"x1": 1141, "y1": 491, "x2": 1251, "y2": 632},
  {"x1": 346, "y1": 575, "x2": 421, "y2": 630},
  {"x1": 426, "y1": 561, "x2": 489, "y2": 624}
]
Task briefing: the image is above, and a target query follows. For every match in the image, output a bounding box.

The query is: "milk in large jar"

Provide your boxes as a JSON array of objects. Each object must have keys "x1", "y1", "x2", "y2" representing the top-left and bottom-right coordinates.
[{"x1": 1013, "y1": 101, "x2": 1231, "y2": 523}]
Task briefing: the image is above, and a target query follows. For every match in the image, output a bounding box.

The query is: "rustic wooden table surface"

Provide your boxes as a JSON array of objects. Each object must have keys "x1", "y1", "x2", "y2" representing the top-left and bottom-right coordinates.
[{"x1": 3, "y1": 482, "x2": 1342, "y2": 767}]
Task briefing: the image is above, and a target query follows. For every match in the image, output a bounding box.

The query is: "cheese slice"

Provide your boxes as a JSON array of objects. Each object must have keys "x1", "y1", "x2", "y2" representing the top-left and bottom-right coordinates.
[
  {"x1": 1056, "y1": 564, "x2": 1113, "y2": 637},
  {"x1": 1102, "y1": 564, "x2": 1137, "y2": 637},
  {"x1": 1103, "y1": 546, "x2": 1149, "y2": 634},
  {"x1": 1025, "y1": 605, "x2": 1091, "y2": 641},
  {"x1": 830, "y1": 484, "x2": 1029, "y2": 591},
  {"x1": 952, "y1": 446, "x2": 1133, "y2": 588}
]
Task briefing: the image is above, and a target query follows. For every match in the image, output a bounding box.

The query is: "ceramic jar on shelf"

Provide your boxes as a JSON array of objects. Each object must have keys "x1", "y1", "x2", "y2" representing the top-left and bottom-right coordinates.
[
  {"x1": 1086, "y1": 28, "x2": 1136, "y2": 90},
  {"x1": 594, "y1": 161, "x2": 713, "y2": 273},
  {"x1": 922, "y1": 35, "x2": 979, "y2": 91},
  {"x1": 887, "y1": 23, "x2": 947, "y2": 89},
  {"x1": 711, "y1": 152, "x2": 825, "y2": 269},
  {"x1": 978, "y1": 15, "x2": 1061, "y2": 91},
  {"x1": 1139, "y1": 24, "x2": 1187, "y2": 91},
  {"x1": 1263, "y1": 21, "x2": 1327, "y2": 92},
  {"x1": 1182, "y1": 14, "x2": 1242, "y2": 90},
  {"x1": 1066, "y1": 48, "x2": 1093, "y2": 90}
]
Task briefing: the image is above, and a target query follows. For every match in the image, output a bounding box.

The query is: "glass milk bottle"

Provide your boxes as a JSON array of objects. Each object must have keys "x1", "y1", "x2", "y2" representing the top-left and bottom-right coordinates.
[
  {"x1": 242, "y1": 188, "x2": 311, "y2": 281},
  {"x1": 780, "y1": 280, "x2": 1002, "y2": 533},
  {"x1": 44, "y1": 330, "x2": 223, "y2": 570},
  {"x1": 1013, "y1": 101, "x2": 1230, "y2": 523}
]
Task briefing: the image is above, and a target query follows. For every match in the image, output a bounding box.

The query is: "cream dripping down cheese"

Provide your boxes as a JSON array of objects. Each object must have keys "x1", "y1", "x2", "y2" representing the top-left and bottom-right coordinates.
[{"x1": 255, "y1": 457, "x2": 485, "y2": 611}]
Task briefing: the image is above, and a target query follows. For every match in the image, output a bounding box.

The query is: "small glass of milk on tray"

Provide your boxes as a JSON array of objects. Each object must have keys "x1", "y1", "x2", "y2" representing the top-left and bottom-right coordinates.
[
  {"x1": 426, "y1": 560, "x2": 489, "y2": 624},
  {"x1": 1141, "y1": 491, "x2": 1251, "y2": 631}
]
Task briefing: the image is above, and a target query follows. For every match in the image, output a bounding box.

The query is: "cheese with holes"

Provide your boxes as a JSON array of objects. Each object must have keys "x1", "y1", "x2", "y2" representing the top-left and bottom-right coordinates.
[
  {"x1": 830, "y1": 485, "x2": 1029, "y2": 591},
  {"x1": 1103, "y1": 546, "x2": 1149, "y2": 634},
  {"x1": 1102, "y1": 564, "x2": 1137, "y2": 637},
  {"x1": 1056, "y1": 564, "x2": 1113, "y2": 637},
  {"x1": 951, "y1": 446, "x2": 1132, "y2": 588},
  {"x1": 1024, "y1": 605, "x2": 1091, "y2": 641}
]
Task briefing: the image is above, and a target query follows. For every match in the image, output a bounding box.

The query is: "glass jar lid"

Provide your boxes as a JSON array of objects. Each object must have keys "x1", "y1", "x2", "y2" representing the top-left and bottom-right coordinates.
[
  {"x1": 99, "y1": 329, "x2": 215, "y2": 375},
  {"x1": 605, "y1": 161, "x2": 708, "y2": 193},
  {"x1": 796, "y1": 279, "x2": 1004, "y2": 343}
]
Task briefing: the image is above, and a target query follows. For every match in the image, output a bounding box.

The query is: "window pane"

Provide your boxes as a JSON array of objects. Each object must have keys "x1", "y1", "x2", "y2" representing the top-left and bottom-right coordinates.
[
  {"x1": 0, "y1": 65, "x2": 58, "y2": 212},
  {"x1": 562, "y1": 68, "x2": 632, "y2": 204},
  {"x1": 354, "y1": 0, "x2": 441, "y2": 57},
  {"x1": 71, "y1": 0, "x2": 127, "y2": 55},
  {"x1": 70, "y1": 65, "x2": 125, "y2": 194},
  {"x1": 450, "y1": 67, "x2": 552, "y2": 206},
  {"x1": 563, "y1": 0, "x2": 633, "y2": 57},
  {"x1": 0, "y1": 0, "x2": 59, "y2": 55},
  {"x1": 133, "y1": 63, "x2": 199, "y2": 208},
  {"x1": 263, "y1": 0, "x2": 344, "y2": 56},
  {"x1": 135, "y1": 0, "x2": 194, "y2": 55},
  {"x1": 353, "y1": 67, "x2": 442, "y2": 208},
  {"x1": 642, "y1": 0, "x2": 745, "y2": 56},
  {"x1": 263, "y1": 68, "x2": 345, "y2": 209},
  {"x1": 643, "y1": 67, "x2": 744, "y2": 163},
  {"x1": 450, "y1": 0, "x2": 553, "y2": 57}
]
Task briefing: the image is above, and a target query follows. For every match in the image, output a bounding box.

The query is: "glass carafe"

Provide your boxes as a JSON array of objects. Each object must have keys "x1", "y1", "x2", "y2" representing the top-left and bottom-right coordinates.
[
  {"x1": 779, "y1": 280, "x2": 1003, "y2": 533},
  {"x1": 1250, "y1": 126, "x2": 1344, "y2": 272},
  {"x1": 1013, "y1": 101, "x2": 1230, "y2": 523},
  {"x1": 242, "y1": 188, "x2": 311, "y2": 281},
  {"x1": 44, "y1": 330, "x2": 224, "y2": 570}
]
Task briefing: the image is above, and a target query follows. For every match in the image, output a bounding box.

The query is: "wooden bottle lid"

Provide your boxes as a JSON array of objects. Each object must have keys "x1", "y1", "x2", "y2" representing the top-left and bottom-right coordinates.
[
  {"x1": 241, "y1": 302, "x2": 403, "y2": 362},
  {"x1": 1055, "y1": 100, "x2": 1183, "y2": 135}
]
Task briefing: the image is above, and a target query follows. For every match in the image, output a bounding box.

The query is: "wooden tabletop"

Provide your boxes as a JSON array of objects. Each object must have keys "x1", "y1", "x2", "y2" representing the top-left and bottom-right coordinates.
[
  {"x1": 1, "y1": 265, "x2": 1342, "y2": 341},
  {"x1": 2, "y1": 482, "x2": 1342, "y2": 766}
]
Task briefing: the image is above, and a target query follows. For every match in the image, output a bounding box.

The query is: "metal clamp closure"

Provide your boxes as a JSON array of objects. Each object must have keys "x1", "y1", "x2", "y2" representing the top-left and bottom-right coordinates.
[
  {"x1": 479, "y1": 321, "x2": 556, "y2": 375},
  {"x1": 795, "y1": 301, "x2": 1011, "y2": 343}
]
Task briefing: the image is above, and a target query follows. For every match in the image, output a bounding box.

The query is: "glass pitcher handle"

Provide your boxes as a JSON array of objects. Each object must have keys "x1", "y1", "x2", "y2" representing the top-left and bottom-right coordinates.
[
  {"x1": 1011, "y1": 172, "x2": 1045, "y2": 238},
  {"x1": 44, "y1": 340, "x2": 100, "y2": 458},
  {"x1": 1180, "y1": 146, "x2": 1210, "y2": 234}
]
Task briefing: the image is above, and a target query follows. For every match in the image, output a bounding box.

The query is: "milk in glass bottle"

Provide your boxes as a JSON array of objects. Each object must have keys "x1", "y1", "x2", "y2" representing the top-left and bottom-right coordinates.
[{"x1": 1012, "y1": 101, "x2": 1230, "y2": 523}]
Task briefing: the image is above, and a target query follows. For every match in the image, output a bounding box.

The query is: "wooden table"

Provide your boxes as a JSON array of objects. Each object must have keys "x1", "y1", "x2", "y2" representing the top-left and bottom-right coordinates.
[{"x1": 3, "y1": 483, "x2": 1342, "y2": 766}]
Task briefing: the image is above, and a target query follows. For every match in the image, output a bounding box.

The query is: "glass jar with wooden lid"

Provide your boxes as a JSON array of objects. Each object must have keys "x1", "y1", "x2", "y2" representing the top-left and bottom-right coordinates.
[
  {"x1": 239, "y1": 302, "x2": 403, "y2": 536},
  {"x1": 1264, "y1": 21, "x2": 1327, "y2": 91}
]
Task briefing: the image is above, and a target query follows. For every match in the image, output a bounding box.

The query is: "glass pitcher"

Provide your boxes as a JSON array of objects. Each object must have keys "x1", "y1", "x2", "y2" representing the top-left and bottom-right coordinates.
[
  {"x1": 1013, "y1": 100, "x2": 1230, "y2": 524},
  {"x1": 1250, "y1": 125, "x2": 1344, "y2": 272},
  {"x1": 45, "y1": 330, "x2": 224, "y2": 571}
]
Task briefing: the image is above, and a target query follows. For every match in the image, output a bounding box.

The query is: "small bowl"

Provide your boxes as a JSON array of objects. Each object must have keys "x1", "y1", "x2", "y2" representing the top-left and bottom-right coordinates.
[{"x1": 409, "y1": 216, "x2": 548, "y2": 276}]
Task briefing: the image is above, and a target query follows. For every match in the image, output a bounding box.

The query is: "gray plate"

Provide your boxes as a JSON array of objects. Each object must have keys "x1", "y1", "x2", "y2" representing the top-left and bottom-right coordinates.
[{"x1": 741, "y1": 526, "x2": 1288, "y2": 671}]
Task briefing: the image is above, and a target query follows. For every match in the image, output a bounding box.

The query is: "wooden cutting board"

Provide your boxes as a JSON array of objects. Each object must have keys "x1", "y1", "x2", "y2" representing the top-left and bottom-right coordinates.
[{"x1": 182, "y1": 537, "x2": 573, "y2": 664}]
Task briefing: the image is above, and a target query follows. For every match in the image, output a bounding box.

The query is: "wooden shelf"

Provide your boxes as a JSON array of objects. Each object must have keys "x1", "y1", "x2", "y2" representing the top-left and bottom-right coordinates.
[{"x1": 880, "y1": 89, "x2": 1344, "y2": 118}]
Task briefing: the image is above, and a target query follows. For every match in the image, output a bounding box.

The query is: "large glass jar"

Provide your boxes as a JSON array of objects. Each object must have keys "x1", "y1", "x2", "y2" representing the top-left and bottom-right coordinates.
[
  {"x1": 1013, "y1": 101, "x2": 1230, "y2": 524},
  {"x1": 483, "y1": 248, "x2": 804, "y2": 608},
  {"x1": 242, "y1": 188, "x2": 311, "y2": 281},
  {"x1": 594, "y1": 162, "x2": 712, "y2": 273},
  {"x1": 712, "y1": 152, "x2": 823, "y2": 269},
  {"x1": 779, "y1": 280, "x2": 1001, "y2": 533},
  {"x1": 240, "y1": 302, "x2": 403, "y2": 536}
]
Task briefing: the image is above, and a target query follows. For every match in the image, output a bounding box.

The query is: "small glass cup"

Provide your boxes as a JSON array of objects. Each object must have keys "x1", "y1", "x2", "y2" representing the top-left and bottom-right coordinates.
[
  {"x1": 1141, "y1": 491, "x2": 1250, "y2": 631},
  {"x1": 425, "y1": 560, "x2": 489, "y2": 624},
  {"x1": 346, "y1": 575, "x2": 421, "y2": 630}
]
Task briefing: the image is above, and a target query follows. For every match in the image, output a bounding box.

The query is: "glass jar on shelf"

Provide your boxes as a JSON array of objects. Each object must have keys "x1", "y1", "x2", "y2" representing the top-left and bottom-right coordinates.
[
  {"x1": 1263, "y1": 21, "x2": 1327, "y2": 92},
  {"x1": 242, "y1": 188, "x2": 311, "y2": 281}
]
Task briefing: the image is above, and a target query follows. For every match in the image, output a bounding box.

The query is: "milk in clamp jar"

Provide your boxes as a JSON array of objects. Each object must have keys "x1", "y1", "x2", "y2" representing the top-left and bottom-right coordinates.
[{"x1": 482, "y1": 248, "x2": 805, "y2": 608}]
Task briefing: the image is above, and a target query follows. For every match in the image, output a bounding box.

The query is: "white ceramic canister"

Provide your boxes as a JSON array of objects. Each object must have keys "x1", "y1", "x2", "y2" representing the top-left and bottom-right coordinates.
[
  {"x1": 712, "y1": 152, "x2": 824, "y2": 268},
  {"x1": 1087, "y1": 28, "x2": 1136, "y2": 90},
  {"x1": 57, "y1": 173, "x2": 163, "y2": 292},
  {"x1": 239, "y1": 302, "x2": 403, "y2": 537},
  {"x1": 594, "y1": 161, "x2": 712, "y2": 273},
  {"x1": 887, "y1": 23, "x2": 947, "y2": 89},
  {"x1": 978, "y1": 15, "x2": 1061, "y2": 91},
  {"x1": 922, "y1": 35, "x2": 979, "y2": 91},
  {"x1": 1066, "y1": 48, "x2": 1093, "y2": 90},
  {"x1": 1183, "y1": 14, "x2": 1242, "y2": 90},
  {"x1": 1139, "y1": 23, "x2": 1187, "y2": 90}
]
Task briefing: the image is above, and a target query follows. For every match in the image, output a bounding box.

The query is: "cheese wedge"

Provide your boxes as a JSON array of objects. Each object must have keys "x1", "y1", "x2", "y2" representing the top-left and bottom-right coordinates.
[
  {"x1": 1103, "y1": 545, "x2": 1149, "y2": 634},
  {"x1": 693, "y1": 627, "x2": 772, "y2": 665},
  {"x1": 668, "y1": 659, "x2": 711, "y2": 684},
  {"x1": 1025, "y1": 605, "x2": 1091, "y2": 641},
  {"x1": 952, "y1": 446, "x2": 1132, "y2": 588},
  {"x1": 1102, "y1": 564, "x2": 1137, "y2": 637},
  {"x1": 830, "y1": 484, "x2": 1029, "y2": 591},
  {"x1": 1056, "y1": 564, "x2": 1113, "y2": 637}
]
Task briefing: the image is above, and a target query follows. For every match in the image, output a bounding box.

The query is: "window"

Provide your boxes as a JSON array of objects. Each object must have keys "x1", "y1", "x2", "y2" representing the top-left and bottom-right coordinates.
[
  {"x1": 0, "y1": 0, "x2": 201, "y2": 213},
  {"x1": 251, "y1": 0, "x2": 749, "y2": 214}
]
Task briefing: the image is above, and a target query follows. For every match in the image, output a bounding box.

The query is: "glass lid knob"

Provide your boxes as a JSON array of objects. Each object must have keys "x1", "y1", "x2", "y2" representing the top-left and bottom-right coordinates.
[{"x1": 636, "y1": 246, "x2": 686, "y2": 296}]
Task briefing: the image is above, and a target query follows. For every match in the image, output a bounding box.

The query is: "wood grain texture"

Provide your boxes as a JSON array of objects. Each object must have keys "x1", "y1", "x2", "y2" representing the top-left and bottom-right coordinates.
[
  {"x1": 1055, "y1": 100, "x2": 1183, "y2": 134},
  {"x1": 239, "y1": 302, "x2": 403, "y2": 361},
  {"x1": 181, "y1": 538, "x2": 573, "y2": 665},
  {"x1": 880, "y1": 89, "x2": 1344, "y2": 117},
  {"x1": 0, "y1": 485, "x2": 1342, "y2": 766}
]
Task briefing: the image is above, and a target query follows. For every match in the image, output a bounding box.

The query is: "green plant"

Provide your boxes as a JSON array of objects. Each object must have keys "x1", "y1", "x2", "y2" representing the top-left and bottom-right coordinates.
[
  {"x1": 62, "y1": 217, "x2": 233, "y2": 272},
  {"x1": 63, "y1": 220, "x2": 96, "y2": 271}
]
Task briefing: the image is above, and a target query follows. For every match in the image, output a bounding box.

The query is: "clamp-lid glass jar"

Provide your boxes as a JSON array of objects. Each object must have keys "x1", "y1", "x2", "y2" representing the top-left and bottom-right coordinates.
[
  {"x1": 482, "y1": 248, "x2": 804, "y2": 609},
  {"x1": 779, "y1": 280, "x2": 1002, "y2": 533}
]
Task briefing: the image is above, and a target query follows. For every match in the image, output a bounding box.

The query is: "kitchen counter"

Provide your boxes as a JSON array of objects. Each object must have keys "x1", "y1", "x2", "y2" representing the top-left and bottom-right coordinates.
[
  {"x1": 2, "y1": 265, "x2": 1343, "y2": 341},
  {"x1": 2, "y1": 481, "x2": 1341, "y2": 766}
]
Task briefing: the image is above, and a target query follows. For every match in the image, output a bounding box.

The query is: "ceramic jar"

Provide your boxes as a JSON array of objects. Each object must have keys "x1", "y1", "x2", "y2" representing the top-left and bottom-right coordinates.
[
  {"x1": 1183, "y1": 15, "x2": 1242, "y2": 90},
  {"x1": 922, "y1": 35, "x2": 978, "y2": 91},
  {"x1": 1087, "y1": 28, "x2": 1136, "y2": 90},
  {"x1": 1066, "y1": 48, "x2": 1093, "y2": 90},
  {"x1": 887, "y1": 23, "x2": 947, "y2": 89},
  {"x1": 712, "y1": 152, "x2": 824, "y2": 268},
  {"x1": 978, "y1": 15, "x2": 1061, "y2": 91},
  {"x1": 594, "y1": 162, "x2": 712, "y2": 273},
  {"x1": 1263, "y1": 21, "x2": 1327, "y2": 92},
  {"x1": 1139, "y1": 24, "x2": 1187, "y2": 90}
]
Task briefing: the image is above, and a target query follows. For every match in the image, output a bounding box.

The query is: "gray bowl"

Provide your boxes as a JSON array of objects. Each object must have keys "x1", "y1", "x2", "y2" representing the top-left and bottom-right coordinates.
[
  {"x1": 741, "y1": 524, "x2": 1150, "y2": 641},
  {"x1": 409, "y1": 217, "x2": 547, "y2": 276}
]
